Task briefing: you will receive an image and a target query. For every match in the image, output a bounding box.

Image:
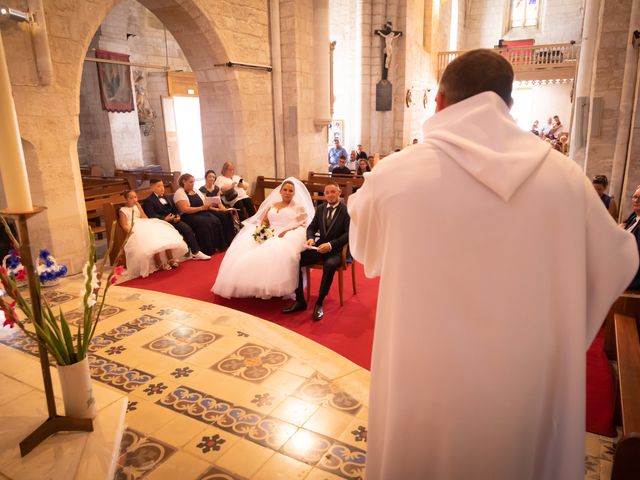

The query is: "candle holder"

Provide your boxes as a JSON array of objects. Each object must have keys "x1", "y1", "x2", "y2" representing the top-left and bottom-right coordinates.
[{"x1": 0, "y1": 207, "x2": 93, "y2": 457}]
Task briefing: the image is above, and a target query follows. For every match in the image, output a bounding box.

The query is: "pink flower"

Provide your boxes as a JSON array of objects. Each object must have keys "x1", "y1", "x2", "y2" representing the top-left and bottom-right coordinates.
[
  {"x1": 110, "y1": 276, "x2": 117, "y2": 285},
  {"x1": 114, "y1": 266, "x2": 125, "y2": 276},
  {"x1": 15, "y1": 269, "x2": 26, "y2": 281}
]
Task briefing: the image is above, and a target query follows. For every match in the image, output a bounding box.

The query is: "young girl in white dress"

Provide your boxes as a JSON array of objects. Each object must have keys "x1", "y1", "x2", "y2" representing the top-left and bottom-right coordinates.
[
  {"x1": 212, "y1": 178, "x2": 314, "y2": 298},
  {"x1": 119, "y1": 190, "x2": 189, "y2": 278}
]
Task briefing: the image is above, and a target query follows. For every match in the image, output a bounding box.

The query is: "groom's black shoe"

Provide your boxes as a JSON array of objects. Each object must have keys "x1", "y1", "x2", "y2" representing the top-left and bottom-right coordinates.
[
  {"x1": 312, "y1": 304, "x2": 324, "y2": 321},
  {"x1": 282, "y1": 301, "x2": 307, "y2": 314}
]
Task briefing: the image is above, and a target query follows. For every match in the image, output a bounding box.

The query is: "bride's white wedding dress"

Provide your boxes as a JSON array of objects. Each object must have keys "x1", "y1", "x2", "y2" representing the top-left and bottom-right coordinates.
[{"x1": 212, "y1": 204, "x2": 308, "y2": 298}]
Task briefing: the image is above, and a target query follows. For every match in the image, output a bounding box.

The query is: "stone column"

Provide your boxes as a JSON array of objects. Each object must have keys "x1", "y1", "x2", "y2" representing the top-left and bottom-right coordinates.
[
  {"x1": 313, "y1": 0, "x2": 331, "y2": 125},
  {"x1": 569, "y1": 0, "x2": 603, "y2": 168},
  {"x1": 609, "y1": 0, "x2": 640, "y2": 209},
  {"x1": 269, "y1": 0, "x2": 286, "y2": 177}
]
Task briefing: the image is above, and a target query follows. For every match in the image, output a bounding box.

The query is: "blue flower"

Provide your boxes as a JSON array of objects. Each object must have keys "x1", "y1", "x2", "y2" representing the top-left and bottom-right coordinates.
[
  {"x1": 39, "y1": 249, "x2": 51, "y2": 260},
  {"x1": 59, "y1": 266, "x2": 67, "y2": 276}
]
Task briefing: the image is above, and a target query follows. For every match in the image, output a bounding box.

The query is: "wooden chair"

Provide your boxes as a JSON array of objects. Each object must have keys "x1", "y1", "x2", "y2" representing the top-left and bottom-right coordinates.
[{"x1": 305, "y1": 244, "x2": 356, "y2": 306}]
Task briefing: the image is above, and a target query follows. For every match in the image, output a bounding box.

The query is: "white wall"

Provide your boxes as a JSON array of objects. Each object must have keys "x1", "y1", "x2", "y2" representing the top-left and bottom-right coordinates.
[
  {"x1": 511, "y1": 82, "x2": 572, "y2": 133},
  {"x1": 463, "y1": 0, "x2": 585, "y2": 49}
]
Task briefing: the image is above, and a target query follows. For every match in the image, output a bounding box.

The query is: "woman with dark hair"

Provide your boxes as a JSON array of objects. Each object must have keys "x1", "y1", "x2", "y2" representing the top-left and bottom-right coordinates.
[
  {"x1": 592, "y1": 175, "x2": 618, "y2": 219},
  {"x1": 174, "y1": 173, "x2": 229, "y2": 255},
  {"x1": 118, "y1": 190, "x2": 188, "y2": 277},
  {"x1": 212, "y1": 178, "x2": 314, "y2": 299},
  {"x1": 215, "y1": 161, "x2": 257, "y2": 220},
  {"x1": 356, "y1": 158, "x2": 371, "y2": 176},
  {"x1": 199, "y1": 169, "x2": 237, "y2": 243}
]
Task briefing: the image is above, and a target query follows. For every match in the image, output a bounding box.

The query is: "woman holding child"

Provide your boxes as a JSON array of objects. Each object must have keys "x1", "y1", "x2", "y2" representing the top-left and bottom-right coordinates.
[{"x1": 212, "y1": 178, "x2": 314, "y2": 299}]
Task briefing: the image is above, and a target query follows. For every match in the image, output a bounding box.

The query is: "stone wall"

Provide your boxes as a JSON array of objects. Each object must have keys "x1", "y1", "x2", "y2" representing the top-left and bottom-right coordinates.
[
  {"x1": 0, "y1": 0, "x2": 275, "y2": 272},
  {"x1": 583, "y1": 0, "x2": 631, "y2": 181},
  {"x1": 77, "y1": 0, "x2": 191, "y2": 174},
  {"x1": 463, "y1": 0, "x2": 585, "y2": 49}
]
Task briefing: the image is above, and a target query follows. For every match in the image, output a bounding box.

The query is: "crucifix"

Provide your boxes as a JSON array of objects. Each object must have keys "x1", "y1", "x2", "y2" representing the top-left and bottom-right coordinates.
[{"x1": 374, "y1": 21, "x2": 402, "y2": 111}]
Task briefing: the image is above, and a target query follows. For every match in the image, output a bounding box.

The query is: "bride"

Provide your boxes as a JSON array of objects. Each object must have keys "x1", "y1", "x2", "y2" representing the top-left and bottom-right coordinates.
[{"x1": 212, "y1": 177, "x2": 314, "y2": 298}]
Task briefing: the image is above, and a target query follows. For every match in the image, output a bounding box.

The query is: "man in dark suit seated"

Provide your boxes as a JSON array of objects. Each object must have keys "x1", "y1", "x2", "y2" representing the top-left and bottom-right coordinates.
[
  {"x1": 283, "y1": 182, "x2": 350, "y2": 320},
  {"x1": 142, "y1": 179, "x2": 210, "y2": 260},
  {"x1": 623, "y1": 187, "x2": 640, "y2": 289},
  {"x1": 332, "y1": 155, "x2": 353, "y2": 176}
]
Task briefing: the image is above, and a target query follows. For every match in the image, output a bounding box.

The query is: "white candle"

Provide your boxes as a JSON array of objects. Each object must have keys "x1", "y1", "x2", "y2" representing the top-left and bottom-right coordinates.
[{"x1": 0, "y1": 33, "x2": 33, "y2": 212}]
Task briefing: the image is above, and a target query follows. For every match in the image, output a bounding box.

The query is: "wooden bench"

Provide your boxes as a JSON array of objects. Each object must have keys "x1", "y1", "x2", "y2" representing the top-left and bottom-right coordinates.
[
  {"x1": 307, "y1": 171, "x2": 362, "y2": 201},
  {"x1": 115, "y1": 169, "x2": 180, "y2": 191},
  {"x1": 602, "y1": 293, "x2": 640, "y2": 479},
  {"x1": 611, "y1": 313, "x2": 640, "y2": 480}
]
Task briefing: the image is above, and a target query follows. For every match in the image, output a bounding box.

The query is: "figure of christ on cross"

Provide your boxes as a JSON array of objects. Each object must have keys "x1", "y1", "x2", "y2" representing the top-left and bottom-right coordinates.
[{"x1": 375, "y1": 21, "x2": 403, "y2": 78}]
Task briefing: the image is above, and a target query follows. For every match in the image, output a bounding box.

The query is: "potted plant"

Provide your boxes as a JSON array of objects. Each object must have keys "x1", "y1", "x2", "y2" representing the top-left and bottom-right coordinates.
[{"x1": 0, "y1": 225, "x2": 126, "y2": 419}]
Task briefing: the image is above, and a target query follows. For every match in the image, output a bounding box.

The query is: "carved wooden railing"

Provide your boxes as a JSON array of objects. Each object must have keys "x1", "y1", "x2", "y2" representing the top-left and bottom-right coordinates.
[{"x1": 437, "y1": 43, "x2": 580, "y2": 81}]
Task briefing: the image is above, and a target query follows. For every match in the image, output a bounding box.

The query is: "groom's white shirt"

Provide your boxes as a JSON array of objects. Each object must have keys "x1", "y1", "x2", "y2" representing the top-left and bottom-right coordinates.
[{"x1": 348, "y1": 92, "x2": 638, "y2": 480}]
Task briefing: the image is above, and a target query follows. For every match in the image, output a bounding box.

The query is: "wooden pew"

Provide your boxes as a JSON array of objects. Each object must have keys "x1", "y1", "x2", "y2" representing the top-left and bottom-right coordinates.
[
  {"x1": 611, "y1": 313, "x2": 640, "y2": 480},
  {"x1": 252, "y1": 176, "x2": 287, "y2": 206},
  {"x1": 307, "y1": 171, "x2": 362, "y2": 201},
  {"x1": 85, "y1": 192, "x2": 124, "y2": 238},
  {"x1": 115, "y1": 169, "x2": 180, "y2": 191}
]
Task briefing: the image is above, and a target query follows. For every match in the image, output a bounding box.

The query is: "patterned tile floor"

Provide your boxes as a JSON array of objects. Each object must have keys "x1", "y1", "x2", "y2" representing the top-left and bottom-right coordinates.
[{"x1": 0, "y1": 276, "x2": 617, "y2": 479}]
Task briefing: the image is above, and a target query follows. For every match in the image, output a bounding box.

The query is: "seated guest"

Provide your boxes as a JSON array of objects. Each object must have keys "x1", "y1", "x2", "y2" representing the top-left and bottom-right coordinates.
[
  {"x1": 540, "y1": 116, "x2": 553, "y2": 138},
  {"x1": 530, "y1": 120, "x2": 540, "y2": 136},
  {"x1": 119, "y1": 190, "x2": 188, "y2": 277},
  {"x1": 593, "y1": 175, "x2": 618, "y2": 219},
  {"x1": 356, "y1": 158, "x2": 371, "y2": 176},
  {"x1": 174, "y1": 173, "x2": 228, "y2": 256},
  {"x1": 348, "y1": 150, "x2": 358, "y2": 171},
  {"x1": 356, "y1": 144, "x2": 368, "y2": 160},
  {"x1": 332, "y1": 155, "x2": 353, "y2": 176},
  {"x1": 412, "y1": 138, "x2": 419, "y2": 145},
  {"x1": 623, "y1": 187, "x2": 640, "y2": 289},
  {"x1": 215, "y1": 161, "x2": 257, "y2": 221},
  {"x1": 283, "y1": 182, "x2": 350, "y2": 321},
  {"x1": 199, "y1": 169, "x2": 237, "y2": 245},
  {"x1": 547, "y1": 115, "x2": 562, "y2": 139},
  {"x1": 142, "y1": 179, "x2": 210, "y2": 260}
]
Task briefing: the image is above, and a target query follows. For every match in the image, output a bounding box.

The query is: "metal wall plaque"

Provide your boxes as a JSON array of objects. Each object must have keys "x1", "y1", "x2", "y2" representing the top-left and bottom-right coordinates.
[{"x1": 376, "y1": 80, "x2": 392, "y2": 111}]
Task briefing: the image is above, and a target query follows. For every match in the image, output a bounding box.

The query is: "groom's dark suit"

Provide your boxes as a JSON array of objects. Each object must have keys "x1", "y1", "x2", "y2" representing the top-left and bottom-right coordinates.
[
  {"x1": 294, "y1": 201, "x2": 350, "y2": 306},
  {"x1": 142, "y1": 193, "x2": 200, "y2": 254}
]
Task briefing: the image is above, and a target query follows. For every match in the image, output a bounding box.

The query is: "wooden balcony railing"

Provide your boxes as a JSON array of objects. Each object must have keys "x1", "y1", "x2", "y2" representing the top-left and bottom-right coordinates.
[{"x1": 437, "y1": 43, "x2": 580, "y2": 81}]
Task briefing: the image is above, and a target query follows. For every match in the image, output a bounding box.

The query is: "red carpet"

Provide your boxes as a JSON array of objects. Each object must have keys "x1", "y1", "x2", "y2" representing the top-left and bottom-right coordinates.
[
  {"x1": 120, "y1": 254, "x2": 379, "y2": 369},
  {"x1": 586, "y1": 326, "x2": 616, "y2": 436}
]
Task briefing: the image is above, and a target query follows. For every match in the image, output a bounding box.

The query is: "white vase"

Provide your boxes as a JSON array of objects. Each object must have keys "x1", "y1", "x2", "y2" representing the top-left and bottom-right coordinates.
[{"x1": 57, "y1": 357, "x2": 97, "y2": 419}]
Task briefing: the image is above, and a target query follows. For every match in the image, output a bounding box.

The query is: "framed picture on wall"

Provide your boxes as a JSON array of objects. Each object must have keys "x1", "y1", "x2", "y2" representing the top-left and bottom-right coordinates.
[
  {"x1": 328, "y1": 120, "x2": 344, "y2": 146},
  {"x1": 95, "y1": 49, "x2": 135, "y2": 113}
]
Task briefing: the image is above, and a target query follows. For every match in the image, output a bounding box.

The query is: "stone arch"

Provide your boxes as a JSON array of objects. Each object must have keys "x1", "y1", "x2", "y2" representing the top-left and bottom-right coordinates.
[{"x1": 73, "y1": 0, "x2": 246, "y2": 174}]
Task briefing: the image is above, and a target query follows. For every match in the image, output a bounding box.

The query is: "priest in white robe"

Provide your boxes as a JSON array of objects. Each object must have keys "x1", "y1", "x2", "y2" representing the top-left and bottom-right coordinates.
[{"x1": 348, "y1": 49, "x2": 638, "y2": 480}]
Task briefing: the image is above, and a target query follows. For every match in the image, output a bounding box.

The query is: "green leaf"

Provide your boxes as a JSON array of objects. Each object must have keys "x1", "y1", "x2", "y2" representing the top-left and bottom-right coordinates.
[{"x1": 59, "y1": 313, "x2": 77, "y2": 365}]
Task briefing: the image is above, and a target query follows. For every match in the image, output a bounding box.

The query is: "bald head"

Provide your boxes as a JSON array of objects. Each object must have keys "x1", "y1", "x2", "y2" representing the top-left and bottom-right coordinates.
[{"x1": 437, "y1": 49, "x2": 514, "y2": 110}]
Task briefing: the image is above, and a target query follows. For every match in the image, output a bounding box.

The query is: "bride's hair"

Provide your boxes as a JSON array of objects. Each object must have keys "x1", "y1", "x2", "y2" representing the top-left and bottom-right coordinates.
[{"x1": 281, "y1": 180, "x2": 295, "y2": 190}]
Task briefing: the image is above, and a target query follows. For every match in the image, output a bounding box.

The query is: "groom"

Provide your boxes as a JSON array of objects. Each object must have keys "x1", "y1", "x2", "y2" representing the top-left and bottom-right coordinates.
[{"x1": 283, "y1": 182, "x2": 350, "y2": 320}]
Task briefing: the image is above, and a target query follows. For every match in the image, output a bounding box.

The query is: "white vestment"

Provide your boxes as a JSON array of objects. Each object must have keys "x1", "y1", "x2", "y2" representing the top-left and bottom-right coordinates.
[{"x1": 348, "y1": 92, "x2": 638, "y2": 480}]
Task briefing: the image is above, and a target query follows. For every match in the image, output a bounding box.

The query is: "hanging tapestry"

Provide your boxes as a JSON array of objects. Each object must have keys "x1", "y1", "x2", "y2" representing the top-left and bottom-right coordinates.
[{"x1": 95, "y1": 49, "x2": 134, "y2": 113}]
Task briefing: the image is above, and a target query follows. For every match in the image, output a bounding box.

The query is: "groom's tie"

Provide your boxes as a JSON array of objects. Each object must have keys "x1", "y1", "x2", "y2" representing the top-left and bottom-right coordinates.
[{"x1": 325, "y1": 205, "x2": 335, "y2": 225}]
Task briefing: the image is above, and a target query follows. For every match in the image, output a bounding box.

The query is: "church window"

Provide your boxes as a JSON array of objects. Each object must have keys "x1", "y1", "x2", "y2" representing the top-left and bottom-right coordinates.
[{"x1": 510, "y1": 0, "x2": 540, "y2": 28}]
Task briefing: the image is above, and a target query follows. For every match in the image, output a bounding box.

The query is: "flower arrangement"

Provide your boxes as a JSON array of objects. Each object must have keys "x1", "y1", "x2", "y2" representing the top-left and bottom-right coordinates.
[
  {"x1": 2, "y1": 249, "x2": 68, "y2": 287},
  {"x1": 0, "y1": 220, "x2": 127, "y2": 366},
  {"x1": 37, "y1": 250, "x2": 68, "y2": 285},
  {"x1": 252, "y1": 224, "x2": 275, "y2": 245},
  {"x1": 1, "y1": 249, "x2": 26, "y2": 286}
]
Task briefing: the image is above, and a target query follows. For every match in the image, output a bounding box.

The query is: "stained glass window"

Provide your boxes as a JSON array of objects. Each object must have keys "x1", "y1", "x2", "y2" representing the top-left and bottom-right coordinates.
[{"x1": 511, "y1": 0, "x2": 540, "y2": 28}]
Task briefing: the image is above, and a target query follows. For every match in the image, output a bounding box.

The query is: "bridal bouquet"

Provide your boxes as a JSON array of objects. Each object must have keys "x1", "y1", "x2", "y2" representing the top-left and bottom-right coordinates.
[{"x1": 252, "y1": 225, "x2": 275, "y2": 244}]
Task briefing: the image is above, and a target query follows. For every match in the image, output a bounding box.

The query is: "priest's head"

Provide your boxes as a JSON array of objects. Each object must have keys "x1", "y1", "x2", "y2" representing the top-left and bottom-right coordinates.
[{"x1": 436, "y1": 49, "x2": 514, "y2": 112}]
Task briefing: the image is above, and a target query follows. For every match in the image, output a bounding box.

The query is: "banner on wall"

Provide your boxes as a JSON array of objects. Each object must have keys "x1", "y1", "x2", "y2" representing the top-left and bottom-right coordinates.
[{"x1": 95, "y1": 49, "x2": 134, "y2": 113}]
